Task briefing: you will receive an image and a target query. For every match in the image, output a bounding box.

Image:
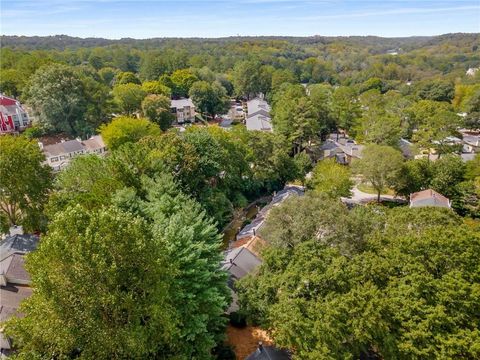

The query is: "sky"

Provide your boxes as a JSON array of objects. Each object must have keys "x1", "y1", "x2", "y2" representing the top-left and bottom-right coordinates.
[{"x1": 1, "y1": 0, "x2": 479, "y2": 39}]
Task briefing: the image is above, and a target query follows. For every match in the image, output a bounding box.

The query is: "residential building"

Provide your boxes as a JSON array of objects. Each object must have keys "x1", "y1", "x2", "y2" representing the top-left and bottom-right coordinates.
[
  {"x1": 170, "y1": 98, "x2": 195, "y2": 123},
  {"x1": 41, "y1": 135, "x2": 107, "y2": 171},
  {"x1": 222, "y1": 243, "x2": 263, "y2": 314},
  {"x1": 246, "y1": 97, "x2": 272, "y2": 132},
  {"x1": 409, "y1": 189, "x2": 451, "y2": 209},
  {"x1": 319, "y1": 138, "x2": 364, "y2": 164},
  {"x1": 246, "y1": 344, "x2": 291, "y2": 360},
  {"x1": 462, "y1": 134, "x2": 480, "y2": 153},
  {"x1": 0, "y1": 95, "x2": 30, "y2": 134},
  {"x1": 0, "y1": 228, "x2": 39, "y2": 357},
  {"x1": 235, "y1": 185, "x2": 305, "y2": 242}
]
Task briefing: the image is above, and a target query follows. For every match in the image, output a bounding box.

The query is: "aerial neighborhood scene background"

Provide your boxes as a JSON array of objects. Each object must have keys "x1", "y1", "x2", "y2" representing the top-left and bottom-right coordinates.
[{"x1": 0, "y1": 0, "x2": 479, "y2": 359}]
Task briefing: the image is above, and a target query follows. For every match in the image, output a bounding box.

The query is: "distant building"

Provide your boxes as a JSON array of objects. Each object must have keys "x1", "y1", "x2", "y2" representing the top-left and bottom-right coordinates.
[
  {"x1": 0, "y1": 227, "x2": 39, "y2": 356},
  {"x1": 409, "y1": 189, "x2": 451, "y2": 209},
  {"x1": 246, "y1": 97, "x2": 272, "y2": 132},
  {"x1": 0, "y1": 95, "x2": 31, "y2": 134},
  {"x1": 41, "y1": 135, "x2": 107, "y2": 171},
  {"x1": 171, "y1": 98, "x2": 195, "y2": 123}
]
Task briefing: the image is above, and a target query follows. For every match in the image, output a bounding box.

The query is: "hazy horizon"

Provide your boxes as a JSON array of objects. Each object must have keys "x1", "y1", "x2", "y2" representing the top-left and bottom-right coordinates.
[{"x1": 1, "y1": 0, "x2": 479, "y2": 39}]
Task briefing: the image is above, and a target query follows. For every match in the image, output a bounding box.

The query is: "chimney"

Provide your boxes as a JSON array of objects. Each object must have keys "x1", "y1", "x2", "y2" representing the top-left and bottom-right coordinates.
[
  {"x1": 253, "y1": 229, "x2": 256, "y2": 236},
  {"x1": 257, "y1": 341, "x2": 264, "y2": 353}
]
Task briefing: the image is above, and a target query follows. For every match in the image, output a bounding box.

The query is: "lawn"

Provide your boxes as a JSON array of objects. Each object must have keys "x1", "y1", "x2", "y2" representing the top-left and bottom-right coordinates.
[{"x1": 357, "y1": 183, "x2": 395, "y2": 196}]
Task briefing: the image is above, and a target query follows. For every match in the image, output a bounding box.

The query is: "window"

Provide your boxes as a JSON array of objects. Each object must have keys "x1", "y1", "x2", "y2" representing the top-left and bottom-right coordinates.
[{"x1": 51, "y1": 157, "x2": 59, "y2": 162}]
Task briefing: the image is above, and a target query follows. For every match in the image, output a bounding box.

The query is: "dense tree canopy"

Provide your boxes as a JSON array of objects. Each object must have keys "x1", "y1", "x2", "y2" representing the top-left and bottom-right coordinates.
[
  {"x1": 100, "y1": 116, "x2": 161, "y2": 150},
  {"x1": 239, "y1": 201, "x2": 480, "y2": 359},
  {"x1": 0, "y1": 136, "x2": 52, "y2": 232}
]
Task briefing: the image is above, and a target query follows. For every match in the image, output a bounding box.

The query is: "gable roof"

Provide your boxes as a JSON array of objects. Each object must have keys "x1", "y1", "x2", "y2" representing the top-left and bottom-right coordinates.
[
  {"x1": 171, "y1": 98, "x2": 194, "y2": 109},
  {"x1": 43, "y1": 139, "x2": 84, "y2": 157},
  {"x1": 222, "y1": 247, "x2": 262, "y2": 280},
  {"x1": 0, "y1": 253, "x2": 30, "y2": 283},
  {"x1": 0, "y1": 234, "x2": 39, "y2": 258},
  {"x1": 0, "y1": 95, "x2": 18, "y2": 107},
  {"x1": 410, "y1": 189, "x2": 451, "y2": 208},
  {"x1": 246, "y1": 345, "x2": 291, "y2": 360},
  {"x1": 247, "y1": 97, "x2": 271, "y2": 115},
  {"x1": 246, "y1": 114, "x2": 273, "y2": 131}
]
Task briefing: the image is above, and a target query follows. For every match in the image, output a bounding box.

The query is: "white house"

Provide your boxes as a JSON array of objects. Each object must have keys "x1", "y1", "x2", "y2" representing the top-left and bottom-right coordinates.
[
  {"x1": 245, "y1": 97, "x2": 273, "y2": 132},
  {"x1": 41, "y1": 135, "x2": 107, "y2": 171},
  {"x1": 171, "y1": 98, "x2": 195, "y2": 123}
]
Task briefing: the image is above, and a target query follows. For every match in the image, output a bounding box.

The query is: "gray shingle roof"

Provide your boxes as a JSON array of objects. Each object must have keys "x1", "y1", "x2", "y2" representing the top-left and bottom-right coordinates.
[
  {"x1": 0, "y1": 234, "x2": 39, "y2": 258},
  {"x1": 222, "y1": 247, "x2": 262, "y2": 280},
  {"x1": 246, "y1": 346, "x2": 291, "y2": 360}
]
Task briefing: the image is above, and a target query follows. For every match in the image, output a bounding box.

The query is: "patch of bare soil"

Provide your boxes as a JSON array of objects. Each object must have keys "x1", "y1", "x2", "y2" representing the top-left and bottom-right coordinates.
[{"x1": 226, "y1": 325, "x2": 273, "y2": 359}]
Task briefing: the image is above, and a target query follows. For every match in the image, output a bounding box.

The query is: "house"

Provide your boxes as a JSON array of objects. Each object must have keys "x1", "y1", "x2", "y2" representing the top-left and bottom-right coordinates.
[
  {"x1": 319, "y1": 138, "x2": 364, "y2": 164},
  {"x1": 246, "y1": 97, "x2": 272, "y2": 132},
  {"x1": 246, "y1": 343, "x2": 291, "y2": 360},
  {"x1": 0, "y1": 228, "x2": 39, "y2": 357},
  {"x1": 399, "y1": 138, "x2": 416, "y2": 159},
  {"x1": 246, "y1": 110, "x2": 273, "y2": 131},
  {"x1": 41, "y1": 135, "x2": 107, "y2": 171},
  {"x1": 222, "y1": 244, "x2": 263, "y2": 314},
  {"x1": 170, "y1": 98, "x2": 195, "y2": 123},
  {"x1": 0, "y1": 95, "x2": 30, "y2": 134},
  {"x1": 235, "y1": 185, "x2": 305, "y2": 242},
  {"x1": 462, "y1": 134, "x2": 480, "y2": 153},
  {"x1": 409, "y1": 189, "x2": 451, "y2": 209}
]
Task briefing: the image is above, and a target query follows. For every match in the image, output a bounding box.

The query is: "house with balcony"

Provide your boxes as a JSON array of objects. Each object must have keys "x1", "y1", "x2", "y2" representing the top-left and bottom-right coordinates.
[{"x1": 0, "y1": 95, "x2": 31, "y2": 134}]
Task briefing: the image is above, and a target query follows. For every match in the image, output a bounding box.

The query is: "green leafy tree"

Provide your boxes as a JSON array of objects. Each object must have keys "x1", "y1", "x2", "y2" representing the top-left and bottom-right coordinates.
[
  {"x1": 239, "y1": 206, "x2": 480, "y2": 359},
  {"x1": 123, "y1": 175, "x2": 230, "y2": 358},
  {"x1": 417, "y1": 79, "x2": 455, "y2": 102},
  {"x1": 24, "y1": 63, "x2": 88, "y2": 136},
  {"x1": 98, "y1": 67, "x2": 119, "y2": 86},
  {"x1": 112, "y1": 83, "x2": 147, "y2": 115},
  {"x1": 409, "y1": 100, "x2": 461, "y2": 156},
  {"x1": 189, "y1": 80, "x2": 230, "y2": 119},
  {"x1": 141, "y1": 94, "x2": 174, "y2": 131},
  {"x1": 272, "y1": 86, "x2": 321, "y2": 154},
  {"x1": 293, "y1": 151, "x2": 313, "y2": 185},
  {"x1": 271, "y1": 69, "x2": 297, "y2": 90},
  {"x1": 309, "y1": 159, "x2": 353, "y2": 198},
  {"x1": 353, "y1": 144, "x2": 404, "y2": 202},
  {"x1": 0, "y1": 136, "x2": 52, "y2": 232},
  {"x1": 141, "y1": 80, "x2": 172, "y2": 97},
  {"x1": 114, "y1": 71, "x2": 141, "y2": 85},
  {"x1": 6, "y1": 205, "x2": 177, "y2": 359},
  {"x1": 0, "y1": 68, "x2": 25, "y2": 97},
  {"x1": 232, "y1": 60, "x2": 267, "y2": 99},
  {"x1": 170, "y1": 69, "x2": 198, "y2": 98},
  {"x1": 331, "y1": 86, "x2": 361, "y2": 134},
  {"x1": 100, "y1": 116, "x2": 161, "y2": 150},
  {"x1": 464, "y1": 112, "x2": 480, "y2": 130},
  {"x1": 393, "y1": 158, "x2": 433, "y2": 197}
]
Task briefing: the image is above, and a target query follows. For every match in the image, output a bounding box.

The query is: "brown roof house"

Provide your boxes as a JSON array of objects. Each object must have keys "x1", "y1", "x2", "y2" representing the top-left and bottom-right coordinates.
[
  {"x1": 409, "y1": 189, "x2": 451, "y2": 209},
  {"x1": 0, "y1": 227, "x2": 39, "y2": 357}
]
